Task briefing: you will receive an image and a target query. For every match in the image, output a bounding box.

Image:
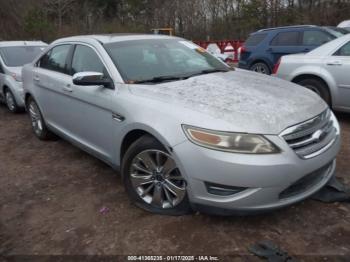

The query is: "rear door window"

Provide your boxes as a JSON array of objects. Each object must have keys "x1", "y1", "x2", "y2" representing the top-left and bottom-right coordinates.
[
  {"x1": 302, "y1": 30, "x2": 333, "y2": 46},
  {"x1": 334, "y1": 42, "x2": 350, "y2": 56},
  {"x1": 270, "y1": 31, "x2": 300, "y2": 46},
  {"x1": 38, "y1": 45, "x2": 71, "y2": 74},
  {"x1": 245, "y1": 34, "x2": 267, "y2": 46}
]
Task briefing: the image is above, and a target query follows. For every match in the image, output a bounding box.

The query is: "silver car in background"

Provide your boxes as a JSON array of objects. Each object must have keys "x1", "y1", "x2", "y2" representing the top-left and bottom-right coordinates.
[
  {"x1": 22, "y1": 34, "x2": 340, "y2": 215},
  {"x1": 0, "y1": 41, "x2": 47, "y2": 112},
  {"x1": 273, "y1": 34, "x2": 350, "y2": 112}
]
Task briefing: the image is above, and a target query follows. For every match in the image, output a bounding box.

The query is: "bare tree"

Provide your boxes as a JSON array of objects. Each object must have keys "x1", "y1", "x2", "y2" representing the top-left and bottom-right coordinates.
[
  {"x1": 44, "y1": 0, "x2": 75, "y2": 33},
  {"x1": 1, "y1": 0, "x2": 350, "y2": 41}
]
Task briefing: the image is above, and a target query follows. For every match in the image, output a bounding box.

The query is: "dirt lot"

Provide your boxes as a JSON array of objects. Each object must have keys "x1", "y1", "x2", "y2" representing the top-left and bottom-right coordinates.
[{"x1": 0, "y1": 104, "x2": 350, "y2": 260}]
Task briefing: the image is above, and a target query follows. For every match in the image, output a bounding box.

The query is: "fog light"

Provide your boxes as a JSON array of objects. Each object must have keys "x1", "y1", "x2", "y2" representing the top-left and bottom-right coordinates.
[{"x1": 205, "y1": 182, "x2": 247, "y2": 196}]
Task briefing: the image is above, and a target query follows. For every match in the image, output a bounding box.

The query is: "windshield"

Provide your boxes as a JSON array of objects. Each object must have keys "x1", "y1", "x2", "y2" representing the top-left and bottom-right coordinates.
[
  {"x1": 0, "y1": 46, "x2": 46, "y2": 67},
  {"x1": 323, "y1": 27, "x2": 348, "y2": 37},
  {"x1": 104, "y1": 39, "x2": 229, "y2": 83},
  {"x1": 333, "y1": 27, "x2": 350, "y2": 35}
]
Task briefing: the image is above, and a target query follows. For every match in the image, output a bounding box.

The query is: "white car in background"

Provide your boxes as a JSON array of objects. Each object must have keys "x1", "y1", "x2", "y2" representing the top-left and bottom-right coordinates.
[
  {"x1": 338, "y1": 20, "x2": 350, "y2": 32},
  {"x1": 0, "y1": 41, "x2": 47, "y2": 112},
  {"x1": 273, "y1": 34, "x2": 350, "y2": 113},
  {"x1": 207, "y1": 44, "x2": 235, "y2": 64}
]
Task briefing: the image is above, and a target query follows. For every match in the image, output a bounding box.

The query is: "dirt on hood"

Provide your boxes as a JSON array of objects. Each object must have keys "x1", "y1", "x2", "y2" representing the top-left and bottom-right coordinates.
[{"x1": 129, "y1": 69, "x2": 327, "y2": 134}]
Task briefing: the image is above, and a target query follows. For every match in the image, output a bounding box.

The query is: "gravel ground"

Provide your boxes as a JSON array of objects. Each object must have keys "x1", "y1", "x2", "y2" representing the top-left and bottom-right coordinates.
[{"x1": 0, "y1": 104, "x2": 349, "y2": 260}]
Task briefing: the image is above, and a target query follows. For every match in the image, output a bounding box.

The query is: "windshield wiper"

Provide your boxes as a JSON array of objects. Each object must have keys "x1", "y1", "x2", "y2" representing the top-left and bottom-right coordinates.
[
  {"x1": 131, "y1": 69, "x2": 231, "y2": 84},
  {"x1": 133, "y1": 75, "x2": 187, "y2": 84},
  {"x1": 186, "y1": 68, "x2": 230, "y2": 79}
]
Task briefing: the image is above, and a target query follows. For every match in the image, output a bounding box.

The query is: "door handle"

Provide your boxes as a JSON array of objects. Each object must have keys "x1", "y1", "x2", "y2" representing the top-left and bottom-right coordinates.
[
  {"x1": 62, "y1": 84, "x2": 73, "y2": 93},
  {"x1": 34, "y1": 75, "x2": 40, "y2": 82},
  {"x1": 112, "y1": 113, "x2": 125, "y2": 122},
  {"x1": 327, "y1": 61, "x2": 342, "y2": 66},
  {"x1": 303, "y1": 48, "x2": 310, "y2": 52}
]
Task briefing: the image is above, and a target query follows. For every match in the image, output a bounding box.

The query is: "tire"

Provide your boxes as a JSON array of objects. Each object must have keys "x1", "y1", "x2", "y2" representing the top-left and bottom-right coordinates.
[
  {"x1": 296, "y1": 78, "x2": 331, "y2": 105},
  {"x1": 250, "y1": 62, "x2": 271, "y2": 75},
  {"x1": 26, "y1": 97, "x2": 56, "y2": 140},
  {"x1": 121, "y1": 135, "x2": 192, "y2": 215},
  {"x1": 4, "y1": 88, "x2": 21, "y2": 113}
]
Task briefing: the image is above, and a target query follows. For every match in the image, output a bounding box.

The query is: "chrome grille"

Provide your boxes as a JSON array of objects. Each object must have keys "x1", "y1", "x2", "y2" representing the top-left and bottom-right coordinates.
[{"x1": 281, "y1": 110, "x2": 337, "y2": 159}]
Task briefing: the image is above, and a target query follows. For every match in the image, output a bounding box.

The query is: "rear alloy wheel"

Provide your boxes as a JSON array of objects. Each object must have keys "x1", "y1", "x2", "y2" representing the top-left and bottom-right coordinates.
[
  {"x1": 122, "y1": 135, "x2": 191, "y2": 215},
  {"x1": 296, "y1": 78, "x2": 331, "y2": 105},
  {"x1": 5, "y1": 89, "x2": 20, "y2": 113},
  {"x1": 27, "y1": 97, "x2": 56, "y2": 140},
  {"x1": 250, "y1": 62, "x2": 271, "y2": 75}
]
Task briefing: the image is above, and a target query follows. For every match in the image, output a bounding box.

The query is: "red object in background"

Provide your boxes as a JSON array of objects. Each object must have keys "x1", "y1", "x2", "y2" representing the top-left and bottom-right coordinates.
[
  {"x1": 240, "y1": 45, "x2": 246, "y2": 54},
  {"x1": 272, "y1": 58, "x2": 281, "y2": 74},
  {"x1": 193, "y1": 40, "x2": 245, "y2": 62}
]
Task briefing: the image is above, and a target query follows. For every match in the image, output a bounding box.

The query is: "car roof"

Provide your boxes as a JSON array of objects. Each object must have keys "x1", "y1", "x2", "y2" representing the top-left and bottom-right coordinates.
[
  {"x1": 338, "y1": 20, "x2": 350, "y2": 28},
  {"x1": 257, "y1": 25, "x2": 318, "y2": 33},
  {"x1": 53, "y1": 34, "x2": 180, "y2": 45},
  {"x1": 0, "y1": 41, "x2": 47, "y2": 47}
]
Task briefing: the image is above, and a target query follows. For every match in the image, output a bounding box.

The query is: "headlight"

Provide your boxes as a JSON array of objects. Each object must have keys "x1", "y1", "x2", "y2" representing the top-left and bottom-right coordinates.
[
  {"x1": 11, "y1": 73, "x2": 22, "y2": 82},
  {"x1": 182, "y1": 125, "x2": 280, "y2": 154}
]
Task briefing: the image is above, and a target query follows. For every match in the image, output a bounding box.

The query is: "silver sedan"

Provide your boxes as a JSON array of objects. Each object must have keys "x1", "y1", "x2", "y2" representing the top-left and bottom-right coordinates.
[
  {"x1": 22, "y1": 34, "x2": 340, "y2": 215},
  {"x1": 0, "y1": 41, "x2": 47, "y2": 113},
  {"x1": 274, "y1": 34, "x2": 350, "y2": 113}
]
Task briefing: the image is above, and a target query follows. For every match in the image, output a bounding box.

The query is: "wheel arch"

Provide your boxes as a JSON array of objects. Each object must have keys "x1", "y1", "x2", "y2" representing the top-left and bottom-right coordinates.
[
  {"x1": 292, "y1": 73, "x2": 329, "y2": 85},
  {"x1": 24, "y1": 92, "x2": 34, "y2": 110},
  {"x1": 24, "y1": 92, "x2": 33, "y2": 104},
  {"x1": 2, "y1": 84, "x2": 9, "y2": 94},
  {"x1": 119, "y1": 128, "x2": 174, "y2": 165},
  {"x1": 249, "y1": 58, "x2": 273, "y2": 72},
  {"x1": 291, "y1": 74, "x2": 333, "y2": 105}
]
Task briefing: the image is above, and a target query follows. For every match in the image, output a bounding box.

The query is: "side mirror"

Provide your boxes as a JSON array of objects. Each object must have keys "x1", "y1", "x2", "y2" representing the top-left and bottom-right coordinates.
[{"x1": 72, "y1": 72, "x2": 114, "y2": 89}]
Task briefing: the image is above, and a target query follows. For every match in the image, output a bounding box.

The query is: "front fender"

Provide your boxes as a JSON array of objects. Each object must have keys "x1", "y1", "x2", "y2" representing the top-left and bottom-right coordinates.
[
  {"x1": 114, "y1": 122, "x2": 188, "y2": 167},
  {"x1": 3, "y1": 76, "x2": 25, "y2": 106}
]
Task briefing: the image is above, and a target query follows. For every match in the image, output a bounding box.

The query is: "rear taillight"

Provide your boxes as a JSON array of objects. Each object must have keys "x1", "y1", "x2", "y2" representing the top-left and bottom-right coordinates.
[
  {"x1": 240, "y1": 46, "x2": 246, "y2": 53},
  {"x1": 272, "y1": 58, "x2": 281, "y2": 74}
]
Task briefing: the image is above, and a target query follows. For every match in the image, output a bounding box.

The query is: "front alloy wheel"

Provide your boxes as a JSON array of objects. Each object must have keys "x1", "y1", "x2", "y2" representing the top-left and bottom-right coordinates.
[
  {"x1": 130, "y1": 150, "x2": 186, "y2": 209},
  {"x1": 122, "y1": 135, "x2": 191, "y2": 215},
  {"x1": 28, "y1": 101, "x2": 43, "y2": 136}
]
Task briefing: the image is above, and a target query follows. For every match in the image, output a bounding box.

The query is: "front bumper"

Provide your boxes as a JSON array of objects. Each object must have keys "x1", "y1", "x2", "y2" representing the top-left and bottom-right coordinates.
[{"x1": 172, "y1": 132, "x2": 340, "y2": 215}]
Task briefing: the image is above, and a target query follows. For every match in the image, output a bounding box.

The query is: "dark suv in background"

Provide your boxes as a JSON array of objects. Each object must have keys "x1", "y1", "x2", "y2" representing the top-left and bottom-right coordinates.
[{"x1": 238, "y1": 25, "x2": 347, "y2": 74}]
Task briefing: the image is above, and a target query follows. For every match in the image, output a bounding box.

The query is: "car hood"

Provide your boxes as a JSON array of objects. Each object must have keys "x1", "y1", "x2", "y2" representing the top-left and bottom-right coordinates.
[{"x1": 128, "y1": 69, "x2": 327, "y2": 135}]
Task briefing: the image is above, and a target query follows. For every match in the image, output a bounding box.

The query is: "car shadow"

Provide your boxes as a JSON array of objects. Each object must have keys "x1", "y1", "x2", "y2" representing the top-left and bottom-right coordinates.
[{"x1": 335, "y1": 111, "x2": 350, "y2": 124}]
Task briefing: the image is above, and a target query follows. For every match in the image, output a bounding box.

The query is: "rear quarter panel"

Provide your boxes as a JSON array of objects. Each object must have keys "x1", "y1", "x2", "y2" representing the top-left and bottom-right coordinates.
[
  {"x1": 275, "y1": 56, "x2": 339, "y2": 105},
  {"x1": 276, "y1": 56, "x2": 322, "y2": 81}
]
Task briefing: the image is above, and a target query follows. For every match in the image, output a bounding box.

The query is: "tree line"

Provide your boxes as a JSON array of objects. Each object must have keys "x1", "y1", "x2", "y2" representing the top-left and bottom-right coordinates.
[{"x1": 0, "y1": 0, "x2": 349, "y2": 42}]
